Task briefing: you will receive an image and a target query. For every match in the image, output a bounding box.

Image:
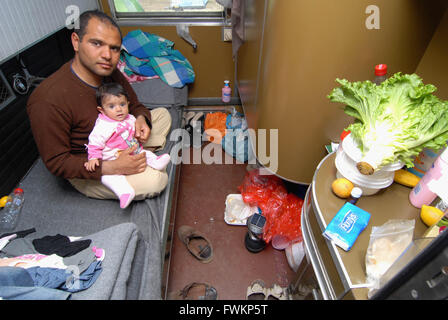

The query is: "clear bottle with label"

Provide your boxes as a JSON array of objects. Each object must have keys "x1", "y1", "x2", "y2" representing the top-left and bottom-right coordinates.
[
  {"x1": 0, "y1": 188, "x2": 25, "y2": 231},
  {"x1": 222, "y1": 80, "x2": 231, "y2": 103},
  {"x1": 407, "y1": 147, "x2": 446, "y2": 178},
  {"x1": 373, "y1": 64, "x2": 387, "y2": 85},
  {"x1": 409, "y1": 149, "x2": 448, "y2": 208}
]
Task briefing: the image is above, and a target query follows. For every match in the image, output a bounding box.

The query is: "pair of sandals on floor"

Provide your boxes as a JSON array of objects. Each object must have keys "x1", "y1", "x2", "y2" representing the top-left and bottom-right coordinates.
[
  {"x1": 247, "y1": 279, "x2": 290, "y2": 300},
  {"x1": 168, "y1": 225, "x2": 216, "y2": 300},
  {"x1": 170, "y1": 225, "x2": 290, "y2": 300},
  {"x1": 168, "y1": 280, "x2": 290, "y2": 301}
]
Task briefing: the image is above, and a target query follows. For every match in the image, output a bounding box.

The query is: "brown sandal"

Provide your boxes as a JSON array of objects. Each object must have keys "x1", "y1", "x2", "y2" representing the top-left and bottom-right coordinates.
[
  {"x1": 168, "y1": 282, "x2": 218, "y2": 300},
  {"x1": 178, "y1": 225, "x2": 213, "y2": 263}
]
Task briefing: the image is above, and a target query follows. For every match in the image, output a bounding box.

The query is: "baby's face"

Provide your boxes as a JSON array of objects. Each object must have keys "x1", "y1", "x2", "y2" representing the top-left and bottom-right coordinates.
[{"x1": 100, "y1": 94, "x2": 129, "y2": 121}]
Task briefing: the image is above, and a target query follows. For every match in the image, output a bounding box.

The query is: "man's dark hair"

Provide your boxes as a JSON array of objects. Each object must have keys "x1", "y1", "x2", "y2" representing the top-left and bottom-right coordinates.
[
  {"x1": 74, "y1": 10, "x2": 122, "y2": 42},
  {"x1": 96, "y1": 82, "x2": 129, "y2": 106}
]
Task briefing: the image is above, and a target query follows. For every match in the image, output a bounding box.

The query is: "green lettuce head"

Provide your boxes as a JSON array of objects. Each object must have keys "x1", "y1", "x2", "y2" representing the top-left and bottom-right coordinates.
[{"x1": 328, "y1": 73, "x2": 448, "y2": 174}]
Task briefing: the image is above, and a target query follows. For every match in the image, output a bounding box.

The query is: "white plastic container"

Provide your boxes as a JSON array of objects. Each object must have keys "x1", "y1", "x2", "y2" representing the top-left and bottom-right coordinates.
[
  {"x1": 285, "y1": 241, "x2": 305, "y2": 272},
  {"x1": 335, "y1": 140, "x2": 396, "y2": 195},
  {"x1": 272, "y1": 234, "x2": 291, "y2": 250},
  {"x1": 224, "y1": 194, "x2": 259, "y2": 225},
  {"x1": 341, "y1": 134, "x2": 404, "y2": 172}
]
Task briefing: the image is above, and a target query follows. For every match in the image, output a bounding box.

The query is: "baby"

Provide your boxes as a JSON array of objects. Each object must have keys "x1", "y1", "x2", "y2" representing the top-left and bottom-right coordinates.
[{"x1": 84, "y1": 82, "x2": 170, "y2": 209}]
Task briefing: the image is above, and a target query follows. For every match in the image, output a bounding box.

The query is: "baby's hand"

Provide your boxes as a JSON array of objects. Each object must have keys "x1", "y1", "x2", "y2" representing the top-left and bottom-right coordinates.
[{"x1": 84, "y1": 159, "x2": 99, "y2": 172}]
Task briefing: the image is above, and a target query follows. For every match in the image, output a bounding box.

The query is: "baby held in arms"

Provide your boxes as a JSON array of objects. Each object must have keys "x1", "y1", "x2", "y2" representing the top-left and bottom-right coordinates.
[{"x1": 84, "y1": 83, "x2": 170, "y2": 209}]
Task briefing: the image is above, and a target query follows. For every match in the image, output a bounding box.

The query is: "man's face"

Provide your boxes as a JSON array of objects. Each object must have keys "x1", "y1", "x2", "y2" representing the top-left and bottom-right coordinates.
[{"x1": 72, "y1": 18, "x2": 122, "y2": 78}]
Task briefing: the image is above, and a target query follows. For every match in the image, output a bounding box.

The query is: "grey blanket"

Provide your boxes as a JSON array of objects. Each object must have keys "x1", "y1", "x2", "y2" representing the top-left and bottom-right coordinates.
[
  {"x1": 11, "y1": 106, "x2": 182, "y2": 299},
  {"x1": 71, "y1": 223, "x2": 140, "y2": 300}
]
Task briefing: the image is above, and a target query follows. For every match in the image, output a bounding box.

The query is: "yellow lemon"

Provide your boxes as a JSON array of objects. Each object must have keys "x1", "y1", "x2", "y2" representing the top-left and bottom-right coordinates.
[
  {"x1": 332, "y1": 178, "x2": 354, "y2": 199},
  {"x1": 420, "y1": 205, "x2": 445, "y2": 227},
  {"x1": 0, "y1": 196, "x2": 8, "y2": 208}
]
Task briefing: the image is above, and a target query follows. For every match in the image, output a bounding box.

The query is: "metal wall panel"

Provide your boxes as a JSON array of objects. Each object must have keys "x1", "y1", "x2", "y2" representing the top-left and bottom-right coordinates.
[
  {"x1": 237, "y1": 0, "x2": 446, "y2": 183},
  {"x1": 0, "y1": 0, "x2": 98, "y2": 63}
]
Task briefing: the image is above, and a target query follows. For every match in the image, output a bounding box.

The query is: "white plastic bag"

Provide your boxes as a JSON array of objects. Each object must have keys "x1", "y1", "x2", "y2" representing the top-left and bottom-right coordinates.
[{"x1": 365, "y1": 219, "x2": 415, "y2": 293}]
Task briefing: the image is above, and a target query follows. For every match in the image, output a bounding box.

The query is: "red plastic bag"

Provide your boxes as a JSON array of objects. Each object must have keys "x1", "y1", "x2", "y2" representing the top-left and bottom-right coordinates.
[
  {"x1": 266, "y1": 193, "x2": 303, "y2": 244},
  {"x1": 238, "y1": 169, "x2": 303, "y2": 244},
  {"x1": 238, "y1": 169, "x2": 287, "y2": 208}
]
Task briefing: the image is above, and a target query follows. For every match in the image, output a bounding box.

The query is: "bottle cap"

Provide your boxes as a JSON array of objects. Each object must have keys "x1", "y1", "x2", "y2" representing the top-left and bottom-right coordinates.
[
  {"x1": 224, "y1": 80, "x2": 230, "y2": 86},
  {"x1": 14, "y1": 188, "x2": 24, "y2": 194},
  {"x1": 351, "y1": 187, "x2": 363, "y2": 199},
  {"x1": 340, "y1": 129, "x2": 351, "y2": 142},
  {"x1": 375, "y1": 64, "x2": 387, "y2": 76}
]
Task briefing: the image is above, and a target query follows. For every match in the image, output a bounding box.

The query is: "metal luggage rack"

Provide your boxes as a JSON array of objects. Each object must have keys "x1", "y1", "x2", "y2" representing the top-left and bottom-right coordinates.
[{"x1": 11, "y1": 57, "x2": 46, "y2": 95}]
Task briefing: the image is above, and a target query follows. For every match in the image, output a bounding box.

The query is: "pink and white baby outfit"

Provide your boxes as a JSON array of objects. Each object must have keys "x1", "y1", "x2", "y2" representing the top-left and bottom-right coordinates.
[{"x1": 87, "y1": 113, "x2": 170, "y2": 208}]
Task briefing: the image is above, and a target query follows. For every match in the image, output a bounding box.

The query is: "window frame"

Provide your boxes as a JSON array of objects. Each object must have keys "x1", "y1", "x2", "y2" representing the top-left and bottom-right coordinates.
[{"x1": 108, "y1": 0, "x2": 229, "y2": 26}]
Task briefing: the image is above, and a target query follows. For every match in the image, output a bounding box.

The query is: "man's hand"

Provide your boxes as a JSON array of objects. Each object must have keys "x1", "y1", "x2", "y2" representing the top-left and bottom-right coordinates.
[
  {"x1": 135, "y1": 115, "x2": 151, "y2": 145},
  {"x1": 101, "y1": 144, "x2": 147, "y2": 175}
]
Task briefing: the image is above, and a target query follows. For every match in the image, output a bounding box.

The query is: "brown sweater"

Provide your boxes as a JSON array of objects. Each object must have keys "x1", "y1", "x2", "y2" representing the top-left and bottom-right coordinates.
[{"x1": 27, "y1": 61, "x2": 151, "y2": 180}]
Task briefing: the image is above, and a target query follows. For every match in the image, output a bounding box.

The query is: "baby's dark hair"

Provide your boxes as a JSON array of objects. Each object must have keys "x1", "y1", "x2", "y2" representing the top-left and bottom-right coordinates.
[{"x1": 96, "y1": 82, "x2": 129, "y2": 106}]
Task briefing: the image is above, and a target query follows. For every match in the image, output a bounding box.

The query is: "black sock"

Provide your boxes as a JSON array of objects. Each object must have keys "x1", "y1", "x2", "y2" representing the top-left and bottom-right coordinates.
[{"x1": 32, "y1": 234, "x2": 91, "y2": 257}]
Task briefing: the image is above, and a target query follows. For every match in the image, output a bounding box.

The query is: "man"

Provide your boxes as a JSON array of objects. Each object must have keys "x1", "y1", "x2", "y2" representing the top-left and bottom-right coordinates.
[{"x1": 27, "y1": 10, "x2": 172, "y2": 201}]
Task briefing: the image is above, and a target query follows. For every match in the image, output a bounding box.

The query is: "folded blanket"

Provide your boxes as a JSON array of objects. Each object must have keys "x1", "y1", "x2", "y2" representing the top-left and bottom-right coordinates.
[
  {"x1": 71, "y1": 223, "x2": 140, "y2": 300},
  {"x1": 122, "y1": 30, "x2": 195, "y2": 88}
]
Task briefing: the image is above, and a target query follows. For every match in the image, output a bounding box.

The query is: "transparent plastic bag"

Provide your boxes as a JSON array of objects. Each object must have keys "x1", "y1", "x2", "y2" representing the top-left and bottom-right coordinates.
[
  {"x1": 226, "y1": 110, "x2": 248, "y2": 131},
  {"x1": 365, "y1": 219, "x2": 415, "y2": 294}
]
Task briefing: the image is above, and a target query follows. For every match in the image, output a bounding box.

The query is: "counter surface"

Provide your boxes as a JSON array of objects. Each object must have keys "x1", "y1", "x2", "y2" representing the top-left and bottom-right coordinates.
[{"x1": 307, "y1": 152, "x2": 427, "y2": 299}]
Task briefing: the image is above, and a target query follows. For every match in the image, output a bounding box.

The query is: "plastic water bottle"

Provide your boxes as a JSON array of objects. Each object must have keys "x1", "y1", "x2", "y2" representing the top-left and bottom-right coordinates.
[
  {"x1": 373, "y1": 64, "x2": 387, "y2": 85},
  {"x1": 0, "y1": 188, "x2": 24, "y2": 231},
  {"x1": 347, "y1": 187, "x2": 363, "y2": 205},
  {"x1": 222, "y1": 80, "x2": 231, "y2": 103},
  {"x1": 409, "y1": 149, "x2": 448, "y2": 208}
]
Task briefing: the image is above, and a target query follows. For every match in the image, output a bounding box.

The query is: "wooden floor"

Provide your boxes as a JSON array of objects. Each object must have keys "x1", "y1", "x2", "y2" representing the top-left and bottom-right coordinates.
[{"x1": 166, "y1": 143, "x2": 301, "y2": 300}]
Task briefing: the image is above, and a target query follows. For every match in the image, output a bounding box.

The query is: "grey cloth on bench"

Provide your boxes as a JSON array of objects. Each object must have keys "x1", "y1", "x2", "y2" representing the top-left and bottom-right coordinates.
[
  {"x1": 12, "y1": 105, "x2": 183, "y2": 300},
  {"x1": 71, "y1": 223, "x2": 139, "y2": 300},
  {"x1": 131, "y1": 78, "x2": 188, "y2": 108}
]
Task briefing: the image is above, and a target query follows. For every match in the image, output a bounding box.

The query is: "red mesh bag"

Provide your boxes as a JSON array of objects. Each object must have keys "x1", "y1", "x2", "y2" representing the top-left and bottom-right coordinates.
[{"x1": 238, "y1": 169, "x2": 303, "y2": 244}]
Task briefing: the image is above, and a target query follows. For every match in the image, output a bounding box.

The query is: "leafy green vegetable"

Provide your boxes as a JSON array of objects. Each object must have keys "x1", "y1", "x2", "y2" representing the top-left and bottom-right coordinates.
[{"x1": 328, "y1": 73, "x2": 448, "y2": 171}]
